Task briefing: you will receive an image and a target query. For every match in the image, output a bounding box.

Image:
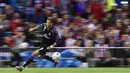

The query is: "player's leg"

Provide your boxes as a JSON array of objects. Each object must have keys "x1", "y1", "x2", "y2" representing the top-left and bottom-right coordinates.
[
  {"x1": 39, "y1": 48, "x2": 53, "y2": 62},
  {"x1": 39, "y1": 54, "x2": 59, "y2": 67},
  {"x1": 16, "y1": 49, "x2": 40, "y2": 71},
  {"x1": 40, "y1": 55, "x2": 54, "y2": 62},
  {"x1": 23, "y1": 50, "x2": 40, "y2": 67},
  {"x1": 38, "y1": 43, "x2": 58, "y2": 67},
  {"x1": 38, "y1": 48, "x2": 59, "y2": 67}
]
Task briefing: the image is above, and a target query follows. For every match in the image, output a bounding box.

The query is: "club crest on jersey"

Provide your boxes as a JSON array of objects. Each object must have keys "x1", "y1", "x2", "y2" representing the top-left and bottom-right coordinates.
[
  {"x1": 43, "y1": 33, "x2": 50, "y2": 39},
  {"x1": 43, "y1": 27, "x2": 46, "y2": 31}
]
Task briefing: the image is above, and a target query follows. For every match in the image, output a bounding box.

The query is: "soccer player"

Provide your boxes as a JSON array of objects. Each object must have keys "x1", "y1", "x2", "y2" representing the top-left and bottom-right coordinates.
[{"x1": 15, "y1": 17, "x2": 60, "y2": 71}]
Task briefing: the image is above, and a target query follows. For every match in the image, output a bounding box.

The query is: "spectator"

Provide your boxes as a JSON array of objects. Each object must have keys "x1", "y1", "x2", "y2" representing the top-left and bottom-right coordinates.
[
  {"x1": 0, "y1": 17, "x2": 5, "y2": 37},
  {"x1": 94, "y1": 37, "x2": 117, "y2": 67},
  {"x1": 33, "y1": 0, "x2": 44, "y2": 8},
  {"x1": 54, "y1": 18, "x2": 65, "y2": 47},
  {"x1": 3, "y1": 34, "x2": 15, "y2": 48},
  {"x1": 61, "y1": 39, "x2": 86, "y2": 62},
  {"x1": 72, "y1": 15, "x2": 82, "y2": 25},
  {"x1": 52, "y1": 13, "x2": 58, "y2": 24},
  {"x1": 55, "y1": 18, "x2": 64, "y2": 37},
  {"x1": 60, "y1": 0, "x2": 69, "y2": 10},
  {"x1": 0, "y1": 0, "x2": 9, "y2": 4},
  {"x1": 68, "y1": 0, "x2": 77, "y2": 16},
  {"x1": 75, "y1": 0, "x2": 85, "y2": 16},
  {"x1": 90, "y1": 0, "x2": 105, "y2": 19},
  {"x1": 45, "y1": 9, "x2": 52, "y2": 19},
  {"x1": 62, "y1": 14, "x2": 70, "y2": 26},
  {"x1": 123, "y1": 42, "x2": 130, "y2": 66},
  {"x1": 64, "y1": 25, "x2": 76, "y2": 47},
  {"x1": 94, "y1": 37, "x2": 110, "y2": 58},
  {"x1": 9, "y1": 13, "x2": 22, "y2": 32},
  {"x1": 4, "y1": 5, "x2": 15, "y2": 20},
  {"x1": 13, "y1": 27, "x2": 26, "y2": 49},
  {"x1": 32, "y1": 5, "x2": 46, "y2": 24},
  {"x1": 129, "y1": 0, "x2": 130, "y2": 7},
  {"x1": 24, "y1": 6, "x2": 35, "y2": 21},
  {"x1": 122, "y1": 4, "x2": 129, "y2": 13},
  {"x1": 24, "y1": 21, "x2": 37, "y2": 47},
  {"x1": 108, "y1": 4, "x2": 117, "y2": 16}
]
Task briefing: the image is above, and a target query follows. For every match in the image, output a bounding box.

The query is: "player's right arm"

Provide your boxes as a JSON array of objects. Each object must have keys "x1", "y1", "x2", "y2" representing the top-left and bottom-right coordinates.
[{"x1": 28, "y1": 25, "x2": 40, "y2": 32}]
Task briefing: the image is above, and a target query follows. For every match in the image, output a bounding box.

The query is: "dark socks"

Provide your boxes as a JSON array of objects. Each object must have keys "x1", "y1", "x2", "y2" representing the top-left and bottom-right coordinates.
[
  {"x1": 44, "y1": 55, "x2": 54, "y2": 62},
  {"x1": 23, "y1": 56, "x2": 34, "y2": 68},
  {"x1": 54, "y1": 61, "x2": 58, "y2": 67},
  {"x1": 44, "y1": 55, "x2": 58, "y2": 67},
  {"x1": 22, "y1": 55, "x2": 58, "y2": 68}
]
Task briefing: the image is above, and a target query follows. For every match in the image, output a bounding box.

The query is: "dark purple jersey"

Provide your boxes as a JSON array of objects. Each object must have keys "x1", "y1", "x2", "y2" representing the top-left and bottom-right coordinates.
[{"x1": 39, "y1": 23, "x2": 60, "y2": 48}]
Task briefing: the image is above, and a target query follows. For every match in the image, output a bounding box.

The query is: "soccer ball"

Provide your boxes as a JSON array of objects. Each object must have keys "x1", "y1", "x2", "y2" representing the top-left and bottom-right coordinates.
[
  {"x1": 18, "y1": 42, "x2": 29, "y2": 48},
  {"x1": 52, "y1": 52, "x2": 61, "y2": 61}
]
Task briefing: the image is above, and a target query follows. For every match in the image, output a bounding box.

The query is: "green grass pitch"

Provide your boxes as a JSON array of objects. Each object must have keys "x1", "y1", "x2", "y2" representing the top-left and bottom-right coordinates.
[{"x1": 1, "y1": 68, "x2": 130, "y2": 73}]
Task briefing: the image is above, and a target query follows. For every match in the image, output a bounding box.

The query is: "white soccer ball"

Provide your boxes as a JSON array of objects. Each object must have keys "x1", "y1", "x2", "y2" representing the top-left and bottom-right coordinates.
[
  {"x1": 52, "y1": 52, "x2": 61, "y2": 61},
  {"x1": 19, "y1": 42, "x2": 29, "y2": 48}
]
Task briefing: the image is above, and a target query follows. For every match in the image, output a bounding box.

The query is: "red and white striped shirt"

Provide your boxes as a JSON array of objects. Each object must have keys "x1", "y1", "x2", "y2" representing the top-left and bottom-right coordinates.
[{"x1": 95, "y1": 44, "x2": 109, "y2": 58}]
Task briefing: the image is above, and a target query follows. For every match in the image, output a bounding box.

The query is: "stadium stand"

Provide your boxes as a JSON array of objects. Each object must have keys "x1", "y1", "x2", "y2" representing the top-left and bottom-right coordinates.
[{"x1": 0, "y1": 0, "x2": 130, "y2": 68}]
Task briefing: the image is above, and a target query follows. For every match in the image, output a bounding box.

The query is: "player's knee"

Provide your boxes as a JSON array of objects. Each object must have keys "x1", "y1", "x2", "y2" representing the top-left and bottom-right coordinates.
[
  {"x1": 31, "y1": 53, "x2": 35, "y2": 57},
  {"x1": 39, "y1": 55, "x2": 45, "y2": 58},
  {"x1": 32, "y1": 50, "x2": 40, "y2": 57}
]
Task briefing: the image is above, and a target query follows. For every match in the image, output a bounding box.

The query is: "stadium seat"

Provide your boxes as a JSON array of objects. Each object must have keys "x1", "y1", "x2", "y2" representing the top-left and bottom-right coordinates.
[
  {"x1": 60, "y1": 50, "x2": 76, "y2": 58},
  {"x1": 21, "y1": 51, "x2": 33, "y2": 61},
  {"x1": 3, "y1": 32, "x2": 13, "y2": 37},
  {"x1": 34, "y1": 57, "x2": 42, "y2": 61},
  {"x1": 0, "y1": 56, "x2": 10, "y2": 61},
  {"x1": 21, "y1": 51, "x2": 42, "y2": 62},
  {"x1": 57, "y1": 59, "x2": 82, "y2": 67},
  {"x1": 36, "y1": 59, "x2": 54, "y2": 68},
  {"x1": 58, "y1": 50, "x2": 82, "y2": 67}
]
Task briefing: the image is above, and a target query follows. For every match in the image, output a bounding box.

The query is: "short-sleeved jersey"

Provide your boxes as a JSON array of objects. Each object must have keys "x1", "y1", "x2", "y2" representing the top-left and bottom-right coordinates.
[{"x1": 40, "y1": 23, "x2": 59, "y2": 48}]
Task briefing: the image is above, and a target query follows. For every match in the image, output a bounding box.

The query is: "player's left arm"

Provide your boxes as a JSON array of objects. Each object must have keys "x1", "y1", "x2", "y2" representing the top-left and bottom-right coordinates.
[{"x1": 46, "y1": 42, "x2": 56, "y2": 50}]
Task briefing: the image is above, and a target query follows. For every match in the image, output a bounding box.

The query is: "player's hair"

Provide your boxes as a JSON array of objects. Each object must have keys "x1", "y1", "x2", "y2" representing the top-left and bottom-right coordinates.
[{"x1": 47, "y1": 17, "x2": 53, "y2": 23}]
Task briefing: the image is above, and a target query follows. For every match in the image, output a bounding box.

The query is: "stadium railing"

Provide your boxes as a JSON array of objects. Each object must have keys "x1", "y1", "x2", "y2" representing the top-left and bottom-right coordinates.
[
  {"x1": 54, "y1": 47, "x2": 130, "y2": 49},
  {"x1": 0, "y1": 47, "x2": 130, "y2": 67}
]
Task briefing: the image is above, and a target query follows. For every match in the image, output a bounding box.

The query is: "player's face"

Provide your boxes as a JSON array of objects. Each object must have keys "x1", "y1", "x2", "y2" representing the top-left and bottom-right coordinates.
[{"x1": 46, "y1": 19, "x2": 53, "y2": 30}]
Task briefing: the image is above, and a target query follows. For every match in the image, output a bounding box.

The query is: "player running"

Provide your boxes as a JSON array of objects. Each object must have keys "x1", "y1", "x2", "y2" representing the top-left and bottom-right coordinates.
[{"x1": 16, "y1": 17, "x2": 60, "y2": 71}]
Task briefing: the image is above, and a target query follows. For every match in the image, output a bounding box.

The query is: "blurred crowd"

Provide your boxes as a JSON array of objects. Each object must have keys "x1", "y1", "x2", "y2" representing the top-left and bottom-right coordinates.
[{"x1": 0, "y1": 0, "x2": 130, "y2": 66}]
